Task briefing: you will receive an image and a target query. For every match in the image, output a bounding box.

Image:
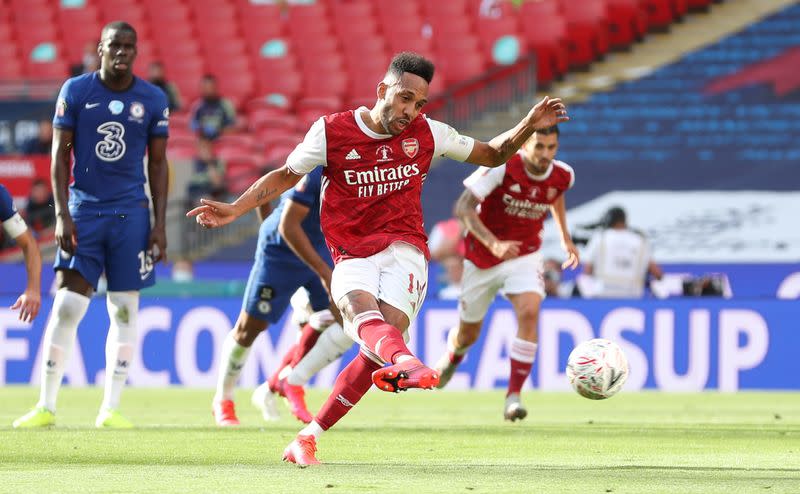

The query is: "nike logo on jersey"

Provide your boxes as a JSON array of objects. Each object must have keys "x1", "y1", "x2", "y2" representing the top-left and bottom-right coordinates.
[
  {"x1": 345, "y1": 149, "x2": 361, "y2": 160},
  {"x1": 85, "y1": 102, "x2": 100, "y2": 109}
]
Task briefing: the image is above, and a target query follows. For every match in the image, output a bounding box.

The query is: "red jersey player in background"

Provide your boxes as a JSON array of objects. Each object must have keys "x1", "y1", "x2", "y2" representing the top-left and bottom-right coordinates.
[
  {"x1": 187, "y1": 52, "x2": 569, "y2": 465},
  {"x1": 434, "y1": 125, "x2": 579, "y2": 421}
]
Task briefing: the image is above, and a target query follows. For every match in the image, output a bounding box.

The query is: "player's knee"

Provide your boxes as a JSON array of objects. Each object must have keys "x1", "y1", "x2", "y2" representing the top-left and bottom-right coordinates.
[
  {"x1": 107, "y1": 291, "x2": 140, "y2": 341},
  {"x1": 53, "y1": 295, "x2": 84, "y2": 325},
  {"x1": 233, "y1": 315, "x2": 268, "y2": 345},
  {"x1": 516, "y1": 305, "x2": 540, "y2": 326}
]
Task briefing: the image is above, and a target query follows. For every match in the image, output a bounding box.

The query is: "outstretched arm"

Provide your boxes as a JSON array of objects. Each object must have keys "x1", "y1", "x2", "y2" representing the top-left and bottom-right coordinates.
[
  {"x1": 187, "y1": 166, "x2": 303, "y2": 228},
  {"x1": 455, "y1": 188, "x2": 521, "y2": 261},
  {"x1": 549, "y1": 195, "x2": 579, "y2": 270},
  {"x1": 465, "y1": 96, "x2": 568, "y2": 167}
]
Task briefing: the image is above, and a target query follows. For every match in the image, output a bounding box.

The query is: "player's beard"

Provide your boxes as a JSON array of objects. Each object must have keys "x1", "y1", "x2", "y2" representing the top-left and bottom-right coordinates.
[{"x1": 379, "y1": 105, "x2": 408, "y2": 136}]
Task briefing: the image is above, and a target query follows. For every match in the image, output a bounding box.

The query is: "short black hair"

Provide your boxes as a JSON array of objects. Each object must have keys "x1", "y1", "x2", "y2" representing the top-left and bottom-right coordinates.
[
  {"x1": 101, "y1": 21, "x2": 137, "y2": 42},
  {"x1": 386, "y1": 52, "x2": 435, "y2": 84},
  {"x1": 603, "y1": 206, "x2": 627, "y2": 228},
  {"x1": 536, "y1": 125, "x2": 560, "y2": 136}
]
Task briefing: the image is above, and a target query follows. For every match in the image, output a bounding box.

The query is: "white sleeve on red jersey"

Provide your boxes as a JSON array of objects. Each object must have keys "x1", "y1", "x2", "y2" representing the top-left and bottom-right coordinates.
[
  {"x1": 286, "y1": 118, "x2": 326, "y2": 175},
  {"x1": 426, "y1": 118, "x2": 475, "y2": 161},
  {"x1": 554, "y1": 159, "x2": 576, "y2": 189},
  {"x1": 462, "y1": 164, "x2": 506, "y2": 201}
]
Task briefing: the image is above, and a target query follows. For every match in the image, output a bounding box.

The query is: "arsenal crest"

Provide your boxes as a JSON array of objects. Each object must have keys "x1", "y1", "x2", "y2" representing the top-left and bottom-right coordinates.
[
  {"x1": 547, "y1": 187, "x2": 558, "y2": 201},
  {"x1": 402, "y1": 138, "x2": 418, "y2": 158}
]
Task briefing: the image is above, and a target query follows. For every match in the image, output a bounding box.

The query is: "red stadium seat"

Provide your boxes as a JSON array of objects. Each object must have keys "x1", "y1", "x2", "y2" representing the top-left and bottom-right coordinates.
[
  {"x1": 558, "y1": 0, "x2": 611, "y2": 68},
  {"x1": 216, "y1": 133, "x2": 259, "y2": 153},
  {"x1": 256, "y1": 131, "x2": 303, "y2": 152},
  {"x1": 297, "y1": 96, "x2": 341, "y2": 119},
  {"x1": 687, "y1": 0, "x2": 713, "y2": 10},
  {"x1": 249, "y1": 112, "x2": 299, "y2": 133},
  {"x1": 254, "y1": 67, "x2": 302, "y2": 103},
  {"x1": 302, "y1": 71, "x2": 347, "y2": 101},
  {"x1": 297, "y1": 52, "x2": 344, "y2": 76},
  {"x1": 25, "y1": 60, "x2": 69, "y2": 80},
  {"x1": 473, "y1": 12, "x2": 523, "y2": 63},
  {"x1": 519, "y1": 2, "x2": 569, "y2": 85},
  {"x1": 420, "y1": 0, "x2": 470, "y2": 19},
  {"x1": 437, "y1": 52, "x2": 486, "y2": 86},
  {"x1": 0, "y1": 44, "x2": 23, "y2": 78},
  {"x1": 606, "y1": 0, "x2": 649, "y2": 49},
  {"x1": 98, "y1": 3, "x2": 146, "y2": 27},
  {"x1": 641, "y1": 0, "x2": 679, "y2": 29}
]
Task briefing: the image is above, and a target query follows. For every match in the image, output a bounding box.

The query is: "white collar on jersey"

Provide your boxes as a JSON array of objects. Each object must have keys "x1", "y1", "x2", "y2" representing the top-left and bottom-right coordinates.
[
  {"x1": 354, "y1": 106, "x2": 393, "y2": 140},
  {"x1": 519, "y1": 150, "x2": 555, "y2": 181}
]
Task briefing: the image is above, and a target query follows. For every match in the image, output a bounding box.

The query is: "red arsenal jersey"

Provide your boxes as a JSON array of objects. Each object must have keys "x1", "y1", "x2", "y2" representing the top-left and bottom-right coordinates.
[
  {"x1": 463, "y1": 153, "x2": 575, "y2": 269},
  {"x1": 285, "y1": 108, "x2": 475, "y2": 264}
]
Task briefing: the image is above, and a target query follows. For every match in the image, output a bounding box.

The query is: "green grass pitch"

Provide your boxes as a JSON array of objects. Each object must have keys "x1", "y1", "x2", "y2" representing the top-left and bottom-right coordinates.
[{"x1": 0, "y1": 387, "x2": 797, "y2": 493}]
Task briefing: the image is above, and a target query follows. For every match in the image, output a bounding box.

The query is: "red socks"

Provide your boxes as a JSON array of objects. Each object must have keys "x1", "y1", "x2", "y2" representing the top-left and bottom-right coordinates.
[
  {"x1": 291, "y1": 323, "x2": 322, "y2": 367},
  {"x1": 508, "y1": 338, "x2": 537, "y2": 396},
  {"x1": 357, "y1": 316, "x2": 412, "y2": 364},
  {"x1": 507, "y1": 358, "x2": 534, "y2": 396},
  {"x1": 269, "y1": 342, "x2": 297, "y2": 392},
  {"x1": 449, "y1": 352, "x2": 465, "y2": 366},
  {"x1": 314, "y1": 351, "x2": 382, "y2": 430}
]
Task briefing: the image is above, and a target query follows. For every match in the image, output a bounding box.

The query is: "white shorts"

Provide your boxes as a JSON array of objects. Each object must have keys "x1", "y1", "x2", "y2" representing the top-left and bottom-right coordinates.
[
  {"x1": 331, "y1": 242, "x2": 428, "y2": 327},
  {"x1": 459, "y1": 251, "x2": 545, "y2": 323}
]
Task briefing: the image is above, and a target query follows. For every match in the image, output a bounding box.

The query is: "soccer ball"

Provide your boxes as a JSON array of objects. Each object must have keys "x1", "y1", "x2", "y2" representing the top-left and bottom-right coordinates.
[{"x1": 566, "y1": 338, "x2": 629, "y2": 400}]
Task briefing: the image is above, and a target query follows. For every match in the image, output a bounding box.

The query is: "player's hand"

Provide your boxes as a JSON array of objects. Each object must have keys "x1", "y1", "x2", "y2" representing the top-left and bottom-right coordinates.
[
  {"x1": 561, "y1": 238, "x2": 580, "y2": 270},
  {"x1": 55, "y1": 213, "x2": 77, "y2": 255},
  {"x1": 186, "y1": 199, "x2": 240, "y2": 229},
  {"x1": 526, "y1": 96, "x2": 569, "y2": 130},
  {"x1": 149, "y1": 225, "x2": 168, "y2": 264},
  {"x1": 11, "y1": 289, "x2": 41, "y2": 323},
  {"x1": 490, "y1": 239, "x2": 522, "y2": 260}
]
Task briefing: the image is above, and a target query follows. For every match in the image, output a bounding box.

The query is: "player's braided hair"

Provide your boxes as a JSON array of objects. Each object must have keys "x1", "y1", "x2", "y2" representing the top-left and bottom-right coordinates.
[{"x1": 387, "y1": 52, "x2": 435, "y2": 84}]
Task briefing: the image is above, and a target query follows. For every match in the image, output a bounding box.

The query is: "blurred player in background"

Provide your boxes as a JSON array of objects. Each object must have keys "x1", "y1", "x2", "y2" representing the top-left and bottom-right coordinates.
[
  {"x1": 188, "y1": 52, "x2": 568, "y2": 465},
  {"x1": 434, "y1": 126, "x2": 578, "y2": 421},
  {"x1": 212, "y1": 166, "x2": 348, "y2": 426},
  {"x1": 581, "y1": 206, "x2": 663, "y2": 298},
  {"x1": 13, "y1": 22, "x2": 169, "y2": 429},
  {"x1": 1, "y1": 184, "x2": 42, "y2": 323}
]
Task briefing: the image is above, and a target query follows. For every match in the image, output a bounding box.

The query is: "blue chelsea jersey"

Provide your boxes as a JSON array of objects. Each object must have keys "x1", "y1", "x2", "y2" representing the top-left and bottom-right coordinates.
[
  {"x1": 0, "y1": 184, "x2": 17, "y2": 221},
  {"x1": 257, "y1": 166, "x2": 331, "y2": 268},
  {"x1": 53, "y1": 72, "x2": 169, "y2": 209}
]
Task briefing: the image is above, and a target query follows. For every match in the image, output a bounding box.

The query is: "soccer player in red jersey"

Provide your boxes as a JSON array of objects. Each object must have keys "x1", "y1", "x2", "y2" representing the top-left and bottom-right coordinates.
[
  {"x1": 187, "y1": 52, "x2": 569, "y2": 464},
  {"x1": 433, "y1": 125, "x2": 580, "y2": 421}
]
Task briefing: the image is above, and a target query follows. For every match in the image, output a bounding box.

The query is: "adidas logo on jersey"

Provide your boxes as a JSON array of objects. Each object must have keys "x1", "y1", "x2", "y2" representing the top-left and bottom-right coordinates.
[
  {"x1": 509, "y1": 183, "x2": 522, "y2": 193},
  {"x1": 345, "y1": 149, "x2": 361, "y2": 160}
]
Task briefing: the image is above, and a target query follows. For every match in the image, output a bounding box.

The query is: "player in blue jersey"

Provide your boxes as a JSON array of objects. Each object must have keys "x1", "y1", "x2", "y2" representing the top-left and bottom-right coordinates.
[
  {"x1": 1, "y1": 184, "x2": 42, "y2": 323},
  {"x1": 13, "y1": 22, "x2": 169, "y2": 429},
  {"x1": 212, "y1": 166, "x2": 352, "y2": 426}
]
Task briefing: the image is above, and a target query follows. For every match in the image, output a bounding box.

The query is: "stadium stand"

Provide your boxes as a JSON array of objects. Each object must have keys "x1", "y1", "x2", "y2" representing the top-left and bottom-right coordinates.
[{"x1": 0, "y1": 1, "x2": 690, "y2": 165}]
